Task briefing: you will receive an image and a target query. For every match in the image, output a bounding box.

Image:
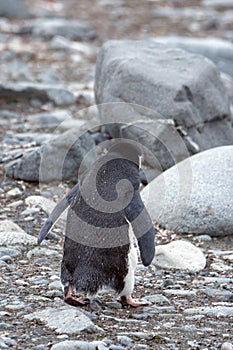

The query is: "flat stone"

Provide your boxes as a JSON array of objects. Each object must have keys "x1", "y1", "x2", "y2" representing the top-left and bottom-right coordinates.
[
  {"x1": 50, "y1": 340, "x2": 106, "y2": 350},
  {"x1": 0, "y1": 247, "x2": 21, "y2": 258},
  {"x1": 26, "y1": 247, "x2": 58, "y2": 259},
  {"x1": 184, "y1": 306, "x2": 233, "y2": 317},
  {"x1": 142, "y1": 294, "x2": 170, "y2": 304},
  {"x1": 0, "y1": 82, "x2": 75, "y2": 106},
  {"x1": 202, "y1": 288, "x2": 233, "y2": 301},
  {"x1": 164, "y1": 290, "x2": 197, "y2": 298},
  {"x1": 24, "y1": 305, "x2": 101, "y2": 334},
  {"x1": 21, "y1": 18, "x2": 96, "y2": 40},
  {"x1": 152, "y1": 240, "x2": 206, "y2": 271},
  {"x1": 203, "y1": 0, "x2": 233, "y2": 8},
  {"x1": 142, "y1": 146, "x2": 233, "y2": 236}
]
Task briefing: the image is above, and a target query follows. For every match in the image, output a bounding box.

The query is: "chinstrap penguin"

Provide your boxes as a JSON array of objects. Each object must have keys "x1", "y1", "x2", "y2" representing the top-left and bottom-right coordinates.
[{"x1": 38, "y1": 141, "x2": 156, "y2": 307}]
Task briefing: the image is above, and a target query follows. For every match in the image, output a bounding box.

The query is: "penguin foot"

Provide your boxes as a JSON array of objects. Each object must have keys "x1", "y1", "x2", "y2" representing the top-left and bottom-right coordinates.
[
  {"x1": 65, "y1": 295, "x2": 90, "y2": 307},
  {"x1": 64, "y1": 284, "x2": 90, "y2": 307},
  {"x1": 118, "y1": 295, "x2": 149, "y2": 308}
]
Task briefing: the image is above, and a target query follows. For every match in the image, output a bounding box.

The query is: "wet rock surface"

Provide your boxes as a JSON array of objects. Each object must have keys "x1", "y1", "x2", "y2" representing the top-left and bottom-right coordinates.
[{"x1": 0, "y1": 0, "x2": 233, "y2": 349}]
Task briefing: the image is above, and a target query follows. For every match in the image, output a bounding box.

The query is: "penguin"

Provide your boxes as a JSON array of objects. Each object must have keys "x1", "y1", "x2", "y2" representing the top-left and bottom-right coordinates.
[{"x1": 38, "y1": 141, "x2": 156, "y2": 307}]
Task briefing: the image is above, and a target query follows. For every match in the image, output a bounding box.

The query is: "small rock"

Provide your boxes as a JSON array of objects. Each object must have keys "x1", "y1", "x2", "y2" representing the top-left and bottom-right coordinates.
[
  {"x1": 152, "y1": 240, "x2": 206, "y2": 271},
  {"x1": 192, "y1": 234, "x2": 212, "y2": 242},
  {"x1": 6, "y1": 187, "x2": 22, "y2": 198},
  {"x1": 142, "y1": 294, "x2": 170, "y2": 304},
  {"x1": 0, "y1": 82, "x2": 75, "y2": 106},
  {"x1": 27, "y1": 247, "x2": 58, "y2": 259},
  {"x1": 50, "y1": 340, "x2": 105, "y2": 350},
  {"x1": 0, "y1": 247, "x2": 21, "y2": 258},
  {"x1": 163, "y1": 290, "x2": 197, "y2": 298},
  {"x1": 24, "y1": 305, "x2": 101, "y2": 334},
  {"x1": 49, "y1": 280, "x2": 63, "y2": 291},
  {"x1": 221, "y1": 342, "x2": 233, "y2": 350},
  {"x1": 22, "y1": 18, "x2": 96, "y2": 40},
  {"x1": 0, "y1": 255, "x2": 12, "y2": 263},
  {"x1": 184, "y1": 306, "x2": 233, "y2": 317},
  {"x1": 117, "y1": 336, "x2": 133, "y2": 347}
]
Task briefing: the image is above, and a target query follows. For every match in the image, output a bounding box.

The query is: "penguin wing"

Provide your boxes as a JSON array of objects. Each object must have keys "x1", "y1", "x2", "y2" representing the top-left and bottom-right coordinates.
[
  {"x1": 37, "y1": 183, "x2": 79, "y2": 244},
  {"x1": 124, "y1": 191, "x2": 155, "y2": 266}
]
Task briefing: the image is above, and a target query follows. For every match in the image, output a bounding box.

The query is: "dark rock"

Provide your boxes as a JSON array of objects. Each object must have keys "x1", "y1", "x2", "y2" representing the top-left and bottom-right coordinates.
[
  {"x1": 95, "y1": 40, "x2": 233, "y2": 168},
  {"x1": 0, "y1": 0, "x2": 30, "y2": 19},
  {"x1": 21, "y1": 18, "x2": 96, "y2": 40},
  {"x1": 5, "y1": 127, "x2": 95, "y2": 182},
  {"x1": 0, "y1": 82, "x2": 75, "y2": 106}
]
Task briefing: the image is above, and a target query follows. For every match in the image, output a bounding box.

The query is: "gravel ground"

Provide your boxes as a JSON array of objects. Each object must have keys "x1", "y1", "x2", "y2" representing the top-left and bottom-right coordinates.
[{"x1": 0, "y1": 0, "x2": 233, "y2": 349}]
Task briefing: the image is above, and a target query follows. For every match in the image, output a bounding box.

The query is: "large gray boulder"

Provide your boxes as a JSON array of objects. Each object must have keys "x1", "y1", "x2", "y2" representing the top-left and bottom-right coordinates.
[
  {"x1": 95, "y1": 40, "x2": 233, "y2": 168},
  {"x1": 153, "y1": 36, "x2": 233, "y2": 78},
  {"x1": 142, "y1": 146, "x2": 233, "y2": 236},
  {"x1": 5, "y1": 128, "x2": 95, "y2": 182}
]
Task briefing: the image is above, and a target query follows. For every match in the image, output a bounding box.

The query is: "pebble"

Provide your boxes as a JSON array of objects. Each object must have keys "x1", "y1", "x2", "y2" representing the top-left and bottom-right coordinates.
[
  {"x1": 163, "y1": 290, "x2": 197, "y2": 298},
  {"x1": 142, "y1": 294, "x2": 170, "y2": 304},
  {"x1": 117, "y1": 336, "x2": 133, "y2": 347},
  {"x1": 48, "y1": 280, "x2": 63, "y2": 291},
  {"x1": 193, "y1": 234, "x2": 212, "y2": 242},
  {"x1": 0, "y1": 247, "x2": 21, "y2": 258},
  {"x1": 221, "y1": 343, "x2": 233, "y2": 350},
  {"x1": 6, "y1": 187, "x2": 22, "y2": 198}
]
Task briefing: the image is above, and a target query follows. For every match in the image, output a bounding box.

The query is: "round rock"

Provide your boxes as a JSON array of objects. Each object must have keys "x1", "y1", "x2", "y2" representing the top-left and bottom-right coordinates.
[
  {"x1": 152, "y1": 240, "x2": 206, "y2": 271},
  {"x1": 142, "y1": 146, "x2": 233, "y2": 236}
]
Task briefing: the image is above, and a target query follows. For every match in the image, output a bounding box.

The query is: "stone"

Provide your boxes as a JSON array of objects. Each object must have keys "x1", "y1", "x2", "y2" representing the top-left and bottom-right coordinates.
[
  {"x1": 0, "y1": 82, "x2": 75, "y2": 106},
  {"x1": 50, "y1": 340, "x2": 106, "y2": 350},
  {"x1": 49, "y1": 280, "x2": 63, "y2": 291},
  {"x1": 24, "y1": 305, "x2": 100, "y2": 334},
  {"x1": 142, "y1": 294, "x2": 170, "y2": 304},
  {"x1": 22, "y1": 18, "x2": 96, "y2": 40},
  {"x1": 202, "y1": 288, "x2": 233, "y2": 301},
  {"x1": 0, "y1": 220, "x2": 25, "y2": 234},
  {"x1": 184, "y1": 306, "x2": 233, "y2": 317},
  {"x1": 221, "y1": 343, "x2": 233, "y2": 350},
  {"x1": 163, "y1": 290, "x2": 197, "y2": 298},
  {"x1": 0, "y1": 247, "x2": 21, "y2": 259},
  {"x1": 26, "y1": 247, "x2": 58, "y2": 259},
  {"x1": 152, "y1": 240, "x2": 206, "y2": 271},
  {"x1": 153, "y1": 36, "x2": 233, "y2": 77},
  {"x1": 5, "y1": 127, "x2": 95, "y2": 182},
  {"x1": 0, "y1": 0, "x2": 30, "y2": 18},
  {"x1": 27, "y1": 110, "x2": 74, "y2": 129},
  {"x1": 95, "y1": 40, "x2": 233, "y2": 162},
  {"x1": 142, "y1": 146, "x2": 233, "y2": 236},
  {"x1": 6, "y1": 187, "x2": 22, "y2": 198},
  {"x1": 202, "y1": 0, "x2": 233, "y2": 8},
  {"x1": 0, "y1": 220, "x2": 36, "y2": 245}
]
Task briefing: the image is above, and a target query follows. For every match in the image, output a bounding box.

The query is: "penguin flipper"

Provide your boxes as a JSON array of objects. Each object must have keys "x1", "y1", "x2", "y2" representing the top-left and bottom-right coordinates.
[
  {"x1": 124, "y1": 191, "x2": 156, "y2": 267},
  {"x1": 37, "y1": 183, "x2": 79, "y2": 244},
  {"x1": 137, "y1": 227, "x2": 155, "y2": 266}
]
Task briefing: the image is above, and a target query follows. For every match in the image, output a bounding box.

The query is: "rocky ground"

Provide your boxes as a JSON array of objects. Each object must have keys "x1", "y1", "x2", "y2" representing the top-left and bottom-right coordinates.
[{"x1": 0, "y1": 0, "x2": 233, "y2": 349}]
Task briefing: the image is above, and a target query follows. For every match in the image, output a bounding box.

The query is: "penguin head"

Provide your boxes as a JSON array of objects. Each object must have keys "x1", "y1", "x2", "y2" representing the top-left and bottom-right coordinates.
[{"x1": 107, "y1": 140, "x2": 143, "y2": 169}]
